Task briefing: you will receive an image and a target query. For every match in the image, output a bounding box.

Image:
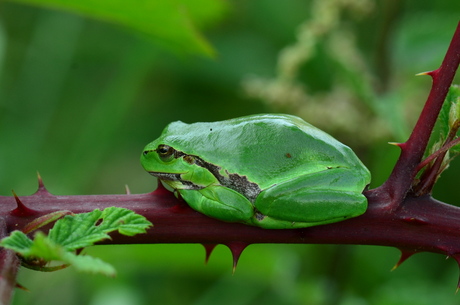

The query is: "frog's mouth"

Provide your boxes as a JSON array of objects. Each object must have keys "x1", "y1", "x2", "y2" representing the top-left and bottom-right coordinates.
[
  {"x1": 148, "y1": 171, "x2": 202, "y2": 190},
  {"x1": 148, "y1": 171, "x2": 181, "y2": 181}
]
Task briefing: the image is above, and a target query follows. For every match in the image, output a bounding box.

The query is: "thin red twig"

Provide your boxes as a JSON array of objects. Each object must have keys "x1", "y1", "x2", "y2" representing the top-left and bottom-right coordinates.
[{"x1": 378, "y1": 21, "x2": 460, "y2": 208}]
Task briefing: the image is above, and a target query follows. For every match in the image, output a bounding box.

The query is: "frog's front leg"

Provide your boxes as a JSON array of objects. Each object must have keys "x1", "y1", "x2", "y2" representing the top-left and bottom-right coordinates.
[
  {"x1": 253, "y1": 168, "x2": 368, "y2": 229},
  {"x1": 179, "y1": 186, "x2": 254, "y2": 223}
]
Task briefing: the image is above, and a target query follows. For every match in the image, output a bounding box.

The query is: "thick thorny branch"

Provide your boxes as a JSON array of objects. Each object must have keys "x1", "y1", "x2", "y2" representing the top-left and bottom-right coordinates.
[{"x1": 0, "y1": 183, "x2": 459, "y2": 262}]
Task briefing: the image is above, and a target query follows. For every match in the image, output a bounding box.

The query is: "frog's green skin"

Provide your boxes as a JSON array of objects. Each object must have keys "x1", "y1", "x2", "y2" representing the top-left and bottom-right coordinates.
[{"x1": 141, "y1": 114, "x2": 370, "y2": 229}]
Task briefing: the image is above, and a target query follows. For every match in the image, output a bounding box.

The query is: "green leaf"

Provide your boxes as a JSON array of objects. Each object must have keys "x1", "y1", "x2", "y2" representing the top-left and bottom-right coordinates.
[
  {"x1": 6, "y1": 232, "x2": 116, "y2": 276},
  {"x1": 0, "y1": 231, "x2": 33, "y2": 254},
  {"x1": 437, "y1": 85, "x2": 460, "y2": 139},
  {"x1": 48, "y1": 207, "x2": 152, "y2": 251},
  {"x1": 446, "y1": 86, "x2": 460, "y2": 153},
  {"x1": 61, "y1": 251, "x2": 116, "y2": 276},
  {"x1": 0, "y1": 207, "x2": 152, "y2": 276},
  {"x1": 7, "y1": 0, "x2": 228, "y2": 56},
  {"x1": 428, "y1": 85, "x2": 460, "y2": 158},
  {"x1": 29, "y1": 232, "x2": 63, "y2": 261}
]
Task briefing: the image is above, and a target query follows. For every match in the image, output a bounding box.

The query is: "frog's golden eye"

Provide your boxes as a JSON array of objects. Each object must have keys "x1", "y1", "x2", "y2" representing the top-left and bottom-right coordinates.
[{"x1": 156, "y1": 144, "x2": 175, "y2": 162}]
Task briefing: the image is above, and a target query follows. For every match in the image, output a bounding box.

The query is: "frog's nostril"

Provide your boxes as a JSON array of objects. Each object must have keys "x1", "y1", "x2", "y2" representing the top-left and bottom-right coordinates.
[{"x1": 143, "y1": 150, "x2": 150, "y2": 156}]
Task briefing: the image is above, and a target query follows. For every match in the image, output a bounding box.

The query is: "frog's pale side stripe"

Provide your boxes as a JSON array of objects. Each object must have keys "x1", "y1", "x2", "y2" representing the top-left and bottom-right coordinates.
[{"x1": 150, "y1": 147, "x2": 262, "y2": 202}]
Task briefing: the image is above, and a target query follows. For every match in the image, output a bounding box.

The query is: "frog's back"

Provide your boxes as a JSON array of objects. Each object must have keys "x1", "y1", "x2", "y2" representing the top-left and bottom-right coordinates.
[{"x1": 162, "y1": 114, "x2": 365, "y2": 189}]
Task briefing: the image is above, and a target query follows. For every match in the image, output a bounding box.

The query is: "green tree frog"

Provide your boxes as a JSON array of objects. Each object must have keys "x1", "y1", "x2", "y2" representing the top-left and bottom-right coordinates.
[{"x1": 141, "y1": 114, "x2": 370, "y2": 229}]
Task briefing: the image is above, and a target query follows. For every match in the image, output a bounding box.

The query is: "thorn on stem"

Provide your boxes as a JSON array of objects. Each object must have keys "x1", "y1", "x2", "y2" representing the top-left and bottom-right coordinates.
[
  {"x1": 37, "y1": 172, "x2": 45, "y2": 188},
  {"x1": 451, "y1": 254, "x2": 460, "y2": 292},
  {"x1": 201, "y1": 243, "x2": 218, "y2": 264},
  {"x1": 15, "y1": 282, "x2": 29, "y2": 292},
  {"x1": 10, "y1": 190, "x2": 39, "y2": 217},
  {"x1": 415, "y1": 71, "x2": 431, "y2": 76},
  {"x1": 388, "y1": 142, "x2": 405, "y2": 149},
  {"x1": 415, "y1": 69, "x2": 439, "y2": 79},
  {"x1": 125, "y1": 185, "x2": 131, "y2": 195},
  {"x1": 391, "y1": 248, "x2": 418, "y2": 271},
  {"x1": 35, "y1": 172, "x2": 51, "y2": 196},
  {"x1": 225, "y1": 242, "x2": 249, "y2": 274}
]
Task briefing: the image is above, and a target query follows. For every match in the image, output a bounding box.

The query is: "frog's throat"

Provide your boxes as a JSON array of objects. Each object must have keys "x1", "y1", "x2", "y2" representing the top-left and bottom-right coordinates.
[{"x1": 150, "y1": 149, "x2": 262, "y2": 202}]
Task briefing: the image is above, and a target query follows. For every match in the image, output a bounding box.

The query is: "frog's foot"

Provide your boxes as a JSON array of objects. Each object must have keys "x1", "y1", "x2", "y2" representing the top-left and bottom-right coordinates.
[
  {"x1": 179, "y1": 186, "x2": 253, "y2": 223},
  {"x1": 254, "y1": 189, "x2": 367, "y2": 229},
  {"x1": 252, "y1": 169, "x2": 368, "y2": 229}
]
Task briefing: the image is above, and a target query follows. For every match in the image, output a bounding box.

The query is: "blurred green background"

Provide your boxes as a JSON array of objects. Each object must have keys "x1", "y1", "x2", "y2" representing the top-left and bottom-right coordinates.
[{"x1": 1, "y1": 0, "x2": 460, "y2": 304}]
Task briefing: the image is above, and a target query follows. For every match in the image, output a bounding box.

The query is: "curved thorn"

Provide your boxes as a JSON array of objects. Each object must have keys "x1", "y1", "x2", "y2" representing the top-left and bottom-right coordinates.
[
  {"x1": 201, "y1": 243, "x2": 218, "y2": 264},
  {"x1": 391, "y1": 248, "x2": 418, "y2": 271},
  {"x1": 10, "y1": 190, "x2": 39, "y2": 217}
]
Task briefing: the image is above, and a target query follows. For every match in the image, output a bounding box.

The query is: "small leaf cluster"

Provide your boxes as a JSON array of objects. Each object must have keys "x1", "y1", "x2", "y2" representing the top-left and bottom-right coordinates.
[
  {"x1": 0, "y1": 207, "x2": 152, "y2": 276},
  {"x1": 437, "y1": 85, "x2": 460, "y2": 152},
  {"x1": 413, "y1": 85, "x2": 460, "y2": 195},
  {"x1": 427, "y1": 85, "x2": 460, "y2": 166}
]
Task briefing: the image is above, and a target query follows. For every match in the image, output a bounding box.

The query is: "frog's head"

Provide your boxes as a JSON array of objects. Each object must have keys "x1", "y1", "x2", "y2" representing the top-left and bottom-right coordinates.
[{"x1": 141, "y1": 135, "x2": 218, "y2": 190}]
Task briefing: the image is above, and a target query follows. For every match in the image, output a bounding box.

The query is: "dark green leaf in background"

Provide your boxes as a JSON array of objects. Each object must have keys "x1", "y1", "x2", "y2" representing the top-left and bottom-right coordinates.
[{"x1": 6, "y1": 0, "x2": 228, "y2": 56}]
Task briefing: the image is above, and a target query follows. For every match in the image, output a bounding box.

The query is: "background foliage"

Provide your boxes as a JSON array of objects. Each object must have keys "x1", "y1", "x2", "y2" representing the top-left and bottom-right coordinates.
[{"x1": 1, "y1": 0, "x2": 460, "y2": 304}]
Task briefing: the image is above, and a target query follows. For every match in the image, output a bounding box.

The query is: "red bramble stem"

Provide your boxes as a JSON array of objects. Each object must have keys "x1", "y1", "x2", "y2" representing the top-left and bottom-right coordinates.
[
  {"x1": 0, "y1": 218, "x2": 21, "y2": 304},
  {"x1": 0, "y1": 182, "x2": 459, "y2": 260}
]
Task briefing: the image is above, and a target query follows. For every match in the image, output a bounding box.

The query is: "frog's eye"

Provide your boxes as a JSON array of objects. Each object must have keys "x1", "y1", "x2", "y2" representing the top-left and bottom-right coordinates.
[{"x1": 156, "y1": 144, "x2": 176, "y2": 162}]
